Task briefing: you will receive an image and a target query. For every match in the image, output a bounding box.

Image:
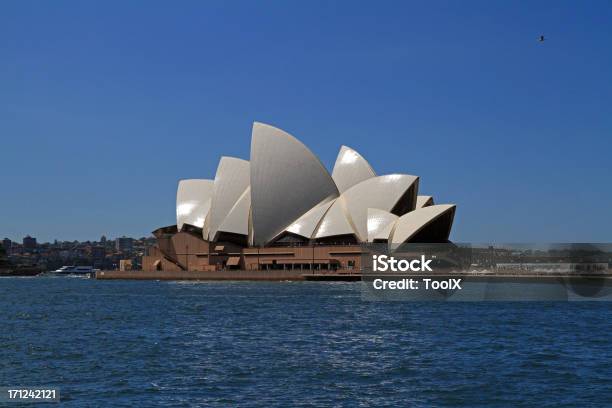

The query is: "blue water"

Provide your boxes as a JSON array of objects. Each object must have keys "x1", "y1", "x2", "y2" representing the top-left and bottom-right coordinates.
[{"x1": 1, "y1": 277, "x2": 611, "y2": 407}]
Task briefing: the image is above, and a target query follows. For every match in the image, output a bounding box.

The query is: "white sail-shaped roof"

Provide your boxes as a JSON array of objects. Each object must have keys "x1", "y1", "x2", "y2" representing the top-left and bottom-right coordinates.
[
  {"x1": 207, "y1": 157, "x2": 250, "y2": 240},
  {"x1": 367, "y1": 208, "x2": 398, "y2": 242},
  {"x1": 176, "y1": 179, "x2": 214, "y2": 230},
  {"x1": 250, "y1": 122, "x2": 339, "y2": 246},
  {"x1": 313, "y1": 197, "x2": 355, "y2": 239},
  {"x1": 217, "y1": 187, "x2": 251, "y2": 237},
  {"x1": 285, "y1": 199, "x2": 335, "y2": 239},
  {"x1": 416, "y1": 195, "x2": 434, "y2": 208},
  {"x1": 389, "y1": 204, "x2": 456, "y2": 245},
  {"x1": 316, "y1": 174, "x2": 418, "y2": 242},
  {"x1": 331, "y1": 145, "x2": 376, "y2": 193}
]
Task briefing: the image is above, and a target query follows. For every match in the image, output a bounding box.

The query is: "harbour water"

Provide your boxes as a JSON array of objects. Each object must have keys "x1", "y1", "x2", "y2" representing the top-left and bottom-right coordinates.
[{"x1": 1, "y1": 277, "x2": 611, "y2": 406}]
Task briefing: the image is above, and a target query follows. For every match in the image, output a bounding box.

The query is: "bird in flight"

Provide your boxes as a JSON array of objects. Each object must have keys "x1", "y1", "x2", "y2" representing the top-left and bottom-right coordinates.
[{"x1": 539, "y1": 35, "x2": 545, "y2": 42}]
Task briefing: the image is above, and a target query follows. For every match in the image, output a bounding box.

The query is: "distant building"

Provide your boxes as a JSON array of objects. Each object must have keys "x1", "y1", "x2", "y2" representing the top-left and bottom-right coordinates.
[
  {"x1": 115, "y1": 237, "x2": 133, "y2": 253},
  {"x1": 91, "y1": 246, "x2": 106, "y2": 260},
  {"x1": 22, "y1": 235, "x2": 37, "y2": 250},
  {"x1": 119, "y1": 259, "x2": 133, "y2": 271},
  {"x1": 2, "y1": 238, "x2": 12, "y2": 254},
  {"x1": 100, "y1": 235, "x2": 107, "y2": 243}
]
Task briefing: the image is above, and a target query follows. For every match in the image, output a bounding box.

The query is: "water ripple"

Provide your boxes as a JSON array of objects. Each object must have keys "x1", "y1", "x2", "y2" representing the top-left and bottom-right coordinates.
[{"x1": 0, "y1": 278, "x2": 611, "y2": 407}]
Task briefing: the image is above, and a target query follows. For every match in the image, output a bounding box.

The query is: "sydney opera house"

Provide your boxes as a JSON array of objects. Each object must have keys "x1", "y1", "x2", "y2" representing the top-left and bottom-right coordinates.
[{"x1": 142, "y1": 122, "x2": 456, "y2": 274}]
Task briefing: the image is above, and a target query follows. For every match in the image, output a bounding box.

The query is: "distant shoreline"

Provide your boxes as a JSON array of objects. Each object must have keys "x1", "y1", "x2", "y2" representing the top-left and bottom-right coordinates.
[{"x1": 94, "y1": 269, "x2": 612, "y2": 282}]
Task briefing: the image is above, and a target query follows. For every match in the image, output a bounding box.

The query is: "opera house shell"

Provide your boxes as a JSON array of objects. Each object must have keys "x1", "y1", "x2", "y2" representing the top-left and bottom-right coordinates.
[{"x1": 143, "y1": 122, "x2": 456, "y2": 273}]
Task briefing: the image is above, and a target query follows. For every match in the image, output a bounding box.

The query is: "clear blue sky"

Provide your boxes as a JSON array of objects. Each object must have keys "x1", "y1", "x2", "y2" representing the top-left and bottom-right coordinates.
[{"x1": 1, "y1": 1, "x2": 611, "y2": 243}]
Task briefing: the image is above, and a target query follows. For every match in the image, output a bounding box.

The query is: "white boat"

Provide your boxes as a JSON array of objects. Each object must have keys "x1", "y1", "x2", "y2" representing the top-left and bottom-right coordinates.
[{"x1": 52, "y1": 266, "x2": 94, "y2": 275}]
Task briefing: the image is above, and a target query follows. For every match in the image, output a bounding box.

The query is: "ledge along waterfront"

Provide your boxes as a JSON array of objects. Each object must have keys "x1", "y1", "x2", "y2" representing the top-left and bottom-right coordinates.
[{"x1": 95, "y1": 268, "x2": 612, "y2": 281}]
